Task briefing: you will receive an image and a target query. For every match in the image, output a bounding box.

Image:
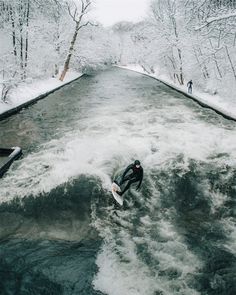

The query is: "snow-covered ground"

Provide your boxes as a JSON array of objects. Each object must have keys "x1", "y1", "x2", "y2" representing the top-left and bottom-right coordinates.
[
  {"x1": 0, "y1": 70, "x2": 83, "y2": 117},
  {"x1": 119, "y1": 64, "x2": 236, "y2": 121}
]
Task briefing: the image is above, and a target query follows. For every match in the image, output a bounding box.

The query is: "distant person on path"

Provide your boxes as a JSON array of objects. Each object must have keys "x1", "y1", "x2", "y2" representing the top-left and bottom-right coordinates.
[
  {"x1": 187, "y1": 80, "x2": 193, "y2": 94},
  {"x1": 117, "y1": 160, "x2": 143, "y2": 196}
]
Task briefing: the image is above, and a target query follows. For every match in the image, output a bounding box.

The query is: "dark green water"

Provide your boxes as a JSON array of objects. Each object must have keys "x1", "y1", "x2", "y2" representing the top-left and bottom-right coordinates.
[{"x1": 0, "y1": 68, "x2": 236, "y2": 295}]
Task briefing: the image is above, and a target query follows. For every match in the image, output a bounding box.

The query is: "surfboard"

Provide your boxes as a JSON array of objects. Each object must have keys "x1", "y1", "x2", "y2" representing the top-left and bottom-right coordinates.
[{"x1": 111, "y1": 182, "x2": 123, "y2": 206}]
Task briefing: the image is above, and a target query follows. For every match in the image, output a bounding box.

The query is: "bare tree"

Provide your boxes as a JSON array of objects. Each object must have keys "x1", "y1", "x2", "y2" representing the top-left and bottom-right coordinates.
[
  {"x1": 0, "y1": 0, "x2": 31, "y2": 80},
  {"x1": 192, "y1": 0, "x2": 236, "y2": 81},
  {"x1": 59, "y1": 0, "x2": 92, "y2": 81},
  {"x1": 150, "y1": 0, "x2": 185, "y2": 85},
  {"x1": 225, "y1": 45, "x2": 236, "y2": 81},
  {"x1": 0, "y1": 54, "x2": 19, "y2": 102}
]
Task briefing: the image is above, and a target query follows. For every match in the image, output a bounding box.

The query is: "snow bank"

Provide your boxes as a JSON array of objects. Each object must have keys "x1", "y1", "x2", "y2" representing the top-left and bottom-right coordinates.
[
  {"x1": 118, "y1": 65, "x2": 236, "y2": 121},
  {"x1": 0, "y1": 70, "x2": 83, "y2": 119}
]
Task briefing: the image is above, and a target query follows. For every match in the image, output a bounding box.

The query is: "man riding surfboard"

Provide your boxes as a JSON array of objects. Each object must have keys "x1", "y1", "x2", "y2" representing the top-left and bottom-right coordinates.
[{"x1": 116, "y1": 160, "x2": 143, "y2": 196}]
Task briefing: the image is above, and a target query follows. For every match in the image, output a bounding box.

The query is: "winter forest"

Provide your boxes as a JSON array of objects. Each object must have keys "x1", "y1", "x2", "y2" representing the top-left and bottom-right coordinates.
[{"x1": 0, "y1": 0, "x2": 235, "y2": 104}]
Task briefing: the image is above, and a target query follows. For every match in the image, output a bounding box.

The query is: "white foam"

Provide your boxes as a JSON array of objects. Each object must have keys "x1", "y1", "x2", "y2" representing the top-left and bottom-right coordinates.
[
  {"x1": 93, "y1": 211, "x2": 202, "y2": 295},
  {"x1": 1, "y1": 73, "x2": 236, "y2": 202},
  {"x1": 221, "y1": 217, "x2": 236, "y2": 256},
  {"x1": 93, "y1": 165, "x2": 202, "y2": 295}
]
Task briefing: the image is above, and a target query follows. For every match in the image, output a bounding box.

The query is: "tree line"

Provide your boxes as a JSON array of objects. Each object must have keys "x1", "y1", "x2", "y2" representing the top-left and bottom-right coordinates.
[
  {"x1": 0, "y1": 0, "x2": 115, "y2": 101},
  {"x1": 113, "y1": 0, "x2": 236, "y2": 99},
  {"x1": 0, "y1": 0, "x2": 235, "y2": 102}
]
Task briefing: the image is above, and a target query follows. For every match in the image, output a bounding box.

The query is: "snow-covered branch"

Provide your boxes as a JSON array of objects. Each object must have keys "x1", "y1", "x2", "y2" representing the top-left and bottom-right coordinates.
[{"x1": 195, "y1": 12, "x2": 236, "y2": 31}]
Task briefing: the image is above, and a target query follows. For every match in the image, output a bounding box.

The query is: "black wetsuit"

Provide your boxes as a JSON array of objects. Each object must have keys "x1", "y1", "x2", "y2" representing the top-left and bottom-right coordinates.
[
  {"x1": 187, "y1": 80, "x2": 193, "y2": 94},
  {"x1": 119, "y1": 163, "x2": 143, "y2": 195}
]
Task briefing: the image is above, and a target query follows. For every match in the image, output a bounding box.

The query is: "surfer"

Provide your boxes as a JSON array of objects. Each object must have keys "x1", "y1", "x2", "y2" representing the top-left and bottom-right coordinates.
[
  {"x1": 187, "y1": 80, "x2": 193, "y2": 94},
  {"x1": 117, "y1": 160, "x2": 143, "y2": 196}
]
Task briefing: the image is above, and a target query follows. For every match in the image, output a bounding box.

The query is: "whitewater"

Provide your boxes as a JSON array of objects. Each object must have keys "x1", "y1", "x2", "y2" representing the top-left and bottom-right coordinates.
[{"x1": 0, "y1": 68, "x2": 235, "y2": 295}]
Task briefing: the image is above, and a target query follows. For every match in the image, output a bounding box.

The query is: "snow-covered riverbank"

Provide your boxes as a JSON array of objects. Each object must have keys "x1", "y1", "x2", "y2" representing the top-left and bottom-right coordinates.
[
  {"x1": 0, "y1": 71, "x2": 83, "y2": 119},
  {"x1": 119, "y1": 65, "x2": 236, "y2": 121}
]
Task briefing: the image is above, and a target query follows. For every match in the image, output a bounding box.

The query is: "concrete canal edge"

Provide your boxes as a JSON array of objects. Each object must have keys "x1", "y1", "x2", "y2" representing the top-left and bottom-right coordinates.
[
  {"x1": 0, "y1": 147, "x2": 23, "y2": 178},
  {"x1": 0, "y1": 74, "x2": 85, "y2": 121},
  {"x1": 118, "y1": 66, "x2": 236, "y2": 122}
]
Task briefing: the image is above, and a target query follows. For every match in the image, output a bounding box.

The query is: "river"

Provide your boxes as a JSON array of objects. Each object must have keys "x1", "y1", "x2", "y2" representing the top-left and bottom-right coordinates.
[{"x1": 0, "y1": 68, "x2": 235, "y2": 295}]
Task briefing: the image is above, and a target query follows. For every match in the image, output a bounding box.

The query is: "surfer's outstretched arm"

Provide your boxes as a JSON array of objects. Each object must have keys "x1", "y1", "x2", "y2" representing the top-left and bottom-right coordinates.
[{"x1": 121, "y1": 164, "x2": 133, "y2": 180}]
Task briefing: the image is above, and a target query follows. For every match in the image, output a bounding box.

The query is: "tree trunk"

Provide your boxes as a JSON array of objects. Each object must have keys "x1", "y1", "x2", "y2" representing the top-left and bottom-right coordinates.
[
  {"x1": 20, "y1": 33, "x2": 24, "y2": 79},
  {"x1": 225, "y1": 45, "x2": 236, "y2": 81},
  {"x1": 59, "y1": 22, "x2": 80, "y2": 81},
  {"x1": 55, "y1": 31, "x2": 60, "y2": 76},
  {"x1": 168, "y1": 55, "x2": 179, "y2": 83},
  {"x1": 24, "y1": 0, "x2": 30, "y2": 79},
  {"x1": 54, "y1": 64, "x2": 59, "y2": 76},
  {"x1": 177, "y1": 48, "x2": 184, "y2": 85},
  {"x1": 213, "y1": 55, "x2": 222, "y2": 79},
  {"x1": 19, "y1": 0, "x2": 24, "y2": 80},
  {"x1": 194, "y1": 47, "x2": 209, "y2": 80},
  {"x1": 209, "y1": 38, "x2": 222, "y2": 79},
  {"x1": 9, "y1": 5, "x2": 17, "y2": 58},
  {"x1": 169, "y1": 3, "x2": 184, "y2": 85}
]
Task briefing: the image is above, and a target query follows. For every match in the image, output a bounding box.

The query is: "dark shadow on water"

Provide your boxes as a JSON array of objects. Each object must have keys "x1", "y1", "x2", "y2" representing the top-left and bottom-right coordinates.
[
  {"x1": 0, "y1": 238, "x2": 104, "y2": 295},
  {"x1": 0, "y1": 176, "x2": 106, "y2": 295}
]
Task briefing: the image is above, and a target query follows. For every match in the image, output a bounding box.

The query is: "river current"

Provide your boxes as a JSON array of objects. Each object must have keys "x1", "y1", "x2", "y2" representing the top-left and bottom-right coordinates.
[{"x1": 0, "y1": 68, "x2": 235, "y2": 295}]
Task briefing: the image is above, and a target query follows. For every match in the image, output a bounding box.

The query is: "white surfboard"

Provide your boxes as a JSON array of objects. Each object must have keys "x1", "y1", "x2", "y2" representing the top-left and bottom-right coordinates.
[{"x1": 111, "y1": 182, "x2": 123, "y2": 206}]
